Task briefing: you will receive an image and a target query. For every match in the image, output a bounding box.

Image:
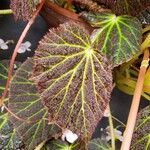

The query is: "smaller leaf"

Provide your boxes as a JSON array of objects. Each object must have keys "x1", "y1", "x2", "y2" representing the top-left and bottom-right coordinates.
[
  {"x1": 0, "y1": 60, "x2": 23, "y2": 149},
  {"x1": 131, "y1": 106, "x2": 150, "y2": 150},
  {"x1": 87, "y1": 138, "x2": 111, "y2": 150},
  {"x1": 81, "y1": 12, "x2": 142, "y2": 66},
  {"x1": 9, "y1": 58, "x2": 61, "y2": 150}
]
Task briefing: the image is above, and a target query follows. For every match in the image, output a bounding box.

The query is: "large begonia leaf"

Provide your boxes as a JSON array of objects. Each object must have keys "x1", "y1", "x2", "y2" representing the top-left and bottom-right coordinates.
[
  {"x1": 32, "y1": 21, "x2": 113, "y2": 139},
  {"x1": 131, "y1": 106, "x2": 150, "y2": 150},
  {"x1": 87, "y1": 138, "x2": 111, "y2": 150},
  {"x1": 9, "y1": 58, "x2": 60, "y2": 150},
  {"x1": 81, "y1": 12, "x2": 142, "y2": 66},
  {"x1": 0, "y1": 60, "x2": 23, "y2": 149},
  {"x1": 10, "y1": 0, "x2": 40, "y2": 21},
  {"x1": 95, "y1": 0, "x2": 150, "y2": 16}
]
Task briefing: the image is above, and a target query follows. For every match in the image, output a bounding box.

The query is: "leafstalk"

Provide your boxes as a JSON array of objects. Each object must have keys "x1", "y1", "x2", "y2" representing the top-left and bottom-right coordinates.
[{"x1": 121, "y1": 48, "x2": 150, "y2": 150}]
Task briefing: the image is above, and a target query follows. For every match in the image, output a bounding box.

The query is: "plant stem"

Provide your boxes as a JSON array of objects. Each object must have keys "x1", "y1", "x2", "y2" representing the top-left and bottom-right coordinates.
[
  {"x1": 120, "y1": 48, "x2": 150, "y2": 150},
  {"x1": 108, "y1": 106, "x2": 116, "y2": 150},
  {"x1": 0, "y1": 9, "x2": 13, "y2": 15},
  {"x1": 0, "y1": 0, "x2": 46, "y2": 117}
]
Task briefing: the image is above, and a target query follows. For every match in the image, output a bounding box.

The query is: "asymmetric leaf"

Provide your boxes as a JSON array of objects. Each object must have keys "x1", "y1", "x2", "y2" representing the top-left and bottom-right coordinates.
[
  {"x1": 81, "y1": 12, "x2": 142, "y2": 66},
  {"x1": 96, "y1": 0, "x2": 150, "y2": 16},
  {"x1": 131, "y1": 106, "x2": 150, "y2": 150},
  {"x1": 32, "y1": 21, "x2": 113, "y2": 139},
  {"x1": 10, "y1": 0, "x2": 40, "y2": 21},
  {"x1": 87, "y1": 138, "x2": 111, "y2": 150},
  {"x1": 9, "y1": 58, "x2": 60, "y2": 150}
]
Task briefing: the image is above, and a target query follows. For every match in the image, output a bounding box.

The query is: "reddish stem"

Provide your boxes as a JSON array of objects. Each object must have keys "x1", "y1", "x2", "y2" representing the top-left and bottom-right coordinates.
[
  {"x1": 121, "y1": 48, "x2": 150, "y2": 150},
  {"x1": 0, "y1": 0, "x2": 46, "y2": 119}
]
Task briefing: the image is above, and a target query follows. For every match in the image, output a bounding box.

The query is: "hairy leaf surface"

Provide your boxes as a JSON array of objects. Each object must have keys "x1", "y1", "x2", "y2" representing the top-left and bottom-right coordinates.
[
  {"x1": 9, "y1": 58, "x2": 60, "y2": 150},
  {"x1": 96, "y1": 0, "x2": 150, "y2": 16},
  {"x1": 87, "y1": 138, "x2": 111, "y2": 150},
  {"x1": 131, "y1": 106, "x2": 150, "y2": 150},
  {"x1": 0, "y1": 60, "x2": 23, "y2": 149},
  {"x1": 10, "y1": 0, "x2": 40, "y2": 21},
  {"x1": 81, "y1": 12, "x2": 142, "y2": 66},
  {"x1": 32, "y1": 22, "x2": 113, "y2": 139}
]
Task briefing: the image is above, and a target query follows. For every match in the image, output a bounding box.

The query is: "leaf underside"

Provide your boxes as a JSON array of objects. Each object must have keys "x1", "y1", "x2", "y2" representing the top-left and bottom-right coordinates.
[
  {"x1": 131, "y1": 106, "x2": 150, "y2": 150},
  {"x1": 10, "y1": 0, "x2": 39, "y2": 21},
  {"x1": 96, "y1": 0, "x2": 150, "y2": 16},
  {"x1": 32, "y1": 21, "x2": 113, "y2": 139},
  {"x1": 0, "y1": 60, "x2": 23, "y2": 150},
  {"x1": 9, "y1": 58, "x2": 60, "y2": 150},
  {"x1": 81, "y1": 12, "x2": 142, "y2": 66},
  {"x1": 87, "y1": 138, "x2": 111, "y2": 150}
]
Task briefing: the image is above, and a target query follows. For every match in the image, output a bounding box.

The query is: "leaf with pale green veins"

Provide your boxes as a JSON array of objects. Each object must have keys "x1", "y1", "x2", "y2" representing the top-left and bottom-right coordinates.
[
  {"x1": 10, "y1": 0, "x2": 40, "y2": 21},
  {"x1": 9, "y1": 58, "x2": 61, "y2": 150},
  {"x1": 131, "y1": 106, "x2": 150, "y2": 150},
  {"x1": 32, "y1": 21, "x2": 113, "y2": 139},
  {"x1": 87, "y1": 138, "x2": 111, "y2": 150},
  {"x1": 81, "y1": 12, "x2": 142, "y2": 66},
  {"x1": 0, "y1": 60, "x2": 23, "y2": 149}
]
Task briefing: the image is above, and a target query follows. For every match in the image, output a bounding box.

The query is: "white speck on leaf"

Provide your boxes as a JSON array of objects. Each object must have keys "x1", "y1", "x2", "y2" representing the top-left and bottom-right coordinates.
[
  {"x1": 62, "y1": 129, "x2": 78, "y2": 143},
  {"x1": 18, "y1": 41, "x2": 31, "y2": 53}
]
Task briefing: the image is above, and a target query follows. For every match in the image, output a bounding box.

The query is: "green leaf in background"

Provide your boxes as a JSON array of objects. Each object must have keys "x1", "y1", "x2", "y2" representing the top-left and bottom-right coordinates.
[
  {"x1": 131, "y1": 106, "x2": 150, "y2": 150},
  {"x1": 32, "y1": 21, "x2": 113, "y2": 139},
  {"x1": 0, "y1": 60, "x2": 23, "y2": 149},
  {"x1": 10, "y1": 0, "x2": 40, "y2": 21},
  {"x1": 81, "y1": 12, "x2": 142, "y2": 66},
  {"x1": 42, "y1": 139, "x2": 84, "y2": 150},
  {"x1": 96, "y1": 0, "x2": 150, "y2": 16},
  {"x1": 9, "y1": 58, "x2": 60, "y2": 150},
  {"x1": 0, "y1": 104, "x2": 24, "y2": 150},
  {"x1": 87, "y1": 138, "x2": 111, "y2": 150}
]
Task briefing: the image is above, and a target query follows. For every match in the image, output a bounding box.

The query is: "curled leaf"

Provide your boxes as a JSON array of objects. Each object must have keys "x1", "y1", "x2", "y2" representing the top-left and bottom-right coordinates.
[
  {"x1": 32, "y1": 21, "x2": 113, "y2": 139},
  {"x1": 9, "y1": 58, "x2": 60, "y2": 150}
]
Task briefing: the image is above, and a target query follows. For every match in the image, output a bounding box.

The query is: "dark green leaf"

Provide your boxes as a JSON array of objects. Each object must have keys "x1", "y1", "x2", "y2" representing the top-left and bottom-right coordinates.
[
  {"x1": 9, "y1": 58, "x2": 60, "y2": 150},
  {"x1": 138, "y1": 8, "x2": 150, "y2": 25},
  {"x1": 32, "y1": 21, "x2": 113, "y2": 139},
  {"x1": 87, "y1": 138, "x2": 111, "y2": 150},
  {"x1": 131, "y1": 106, "x2": 150, "y2": 150},
  {"x1": 81, "y1": 12, "x2": 142, "y2": 66},
  {"x1": 0, "y1": 109, "x2": 24, "y2": 150},
  {"x1": 42, "y1": 139, "x2": 85, "y2": 150},
  {"x1": 0, "y1": 60, "x2": 23, "y2": 149}
]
